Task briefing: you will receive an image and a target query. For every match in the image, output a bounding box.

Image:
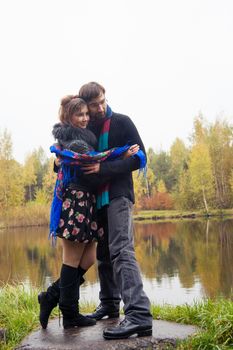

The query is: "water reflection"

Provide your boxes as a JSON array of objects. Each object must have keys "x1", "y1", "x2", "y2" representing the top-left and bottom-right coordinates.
[{"x1": 0, "y1": 219, "x2": 232, "y2": 305}]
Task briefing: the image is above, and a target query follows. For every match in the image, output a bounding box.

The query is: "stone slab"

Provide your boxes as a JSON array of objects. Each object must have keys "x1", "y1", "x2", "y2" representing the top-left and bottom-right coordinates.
[{"x1": 16, "y1": 317, "x2": 198, "y2": 350}]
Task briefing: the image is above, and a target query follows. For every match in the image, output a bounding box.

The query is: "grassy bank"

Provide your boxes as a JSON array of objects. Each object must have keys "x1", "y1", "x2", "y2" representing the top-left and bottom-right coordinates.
[
  {"x1": 0, "y1": 203, "x2": 50, "y2": 229},
  {"x1": 134, "y1": 208, "x2": 233, "y2": 222},
  {"x1": 0, "y1": 285, "x2": 233, "y2": 349}
]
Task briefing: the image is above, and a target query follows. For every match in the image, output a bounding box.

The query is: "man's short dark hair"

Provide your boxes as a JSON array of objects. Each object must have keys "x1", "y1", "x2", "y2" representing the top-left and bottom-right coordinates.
[{"x1": 79, "y1": 82, "x2": 105, "y2": 103}]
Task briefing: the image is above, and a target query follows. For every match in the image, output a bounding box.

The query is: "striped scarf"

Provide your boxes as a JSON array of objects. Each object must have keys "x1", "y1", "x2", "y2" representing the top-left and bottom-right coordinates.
[{"x1": 96, "y1": 104, "x2": 112, "y2": 209}]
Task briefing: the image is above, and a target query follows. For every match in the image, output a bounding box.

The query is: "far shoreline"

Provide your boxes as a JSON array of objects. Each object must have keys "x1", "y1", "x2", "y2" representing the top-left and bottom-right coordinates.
[
  {"x1": 0, "y1": 207, "x2": 233, "y2": 229},
  {"x1": 133, "y1": 208, "x2": 233, "y2": 222}
]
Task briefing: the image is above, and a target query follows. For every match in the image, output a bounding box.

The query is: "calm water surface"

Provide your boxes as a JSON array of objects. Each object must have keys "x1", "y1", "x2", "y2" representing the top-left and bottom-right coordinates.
[{"x1": 0, "y1": 219, "x2": 233, "y2": 305}]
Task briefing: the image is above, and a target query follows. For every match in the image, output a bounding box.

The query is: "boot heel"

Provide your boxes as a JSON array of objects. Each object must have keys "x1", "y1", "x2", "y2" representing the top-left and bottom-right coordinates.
[
  {"x1": 108, "y1": 312, "x2": 120, "y2": 319},
  {"x1": 138, "y1": 328, "x2": 152, "y2": 337}
]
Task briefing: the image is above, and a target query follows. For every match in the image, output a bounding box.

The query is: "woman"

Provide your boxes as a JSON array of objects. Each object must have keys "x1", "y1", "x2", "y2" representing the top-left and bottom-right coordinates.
[{"x1": 39, "y1": 95, "x2": 139, "y2": 329}]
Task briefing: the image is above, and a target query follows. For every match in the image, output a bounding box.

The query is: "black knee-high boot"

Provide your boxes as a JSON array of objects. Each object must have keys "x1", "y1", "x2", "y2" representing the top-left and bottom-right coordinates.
[
  {"x1": 38, "y1": 279, "x2": 60, "y2": 329},
  {"x1": 59, "y1": 264, "x2": 96, "y2": 329},
  {"x1": 77, "y1": 266, "x2": 86, "y2": 286},
  {"x1": 38, "y1": 267, "x2": 86, "y2": 329}
]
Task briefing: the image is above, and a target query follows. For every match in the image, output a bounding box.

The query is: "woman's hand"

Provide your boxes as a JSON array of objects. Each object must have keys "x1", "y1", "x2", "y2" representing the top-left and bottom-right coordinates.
[{"x1": 123, "y1": 144, "x2": 140, "y2": 159}]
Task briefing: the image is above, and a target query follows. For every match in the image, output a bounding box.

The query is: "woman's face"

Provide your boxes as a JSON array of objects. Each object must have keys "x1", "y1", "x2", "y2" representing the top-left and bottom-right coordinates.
[{"x1": 70, "y1": 105, "x2": 90, "y2": 128}]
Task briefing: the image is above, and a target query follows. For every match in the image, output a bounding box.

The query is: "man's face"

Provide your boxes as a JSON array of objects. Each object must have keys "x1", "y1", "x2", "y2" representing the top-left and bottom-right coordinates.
[{"x1": 87, "y1": 93, "x2": 107, "y2": 120}]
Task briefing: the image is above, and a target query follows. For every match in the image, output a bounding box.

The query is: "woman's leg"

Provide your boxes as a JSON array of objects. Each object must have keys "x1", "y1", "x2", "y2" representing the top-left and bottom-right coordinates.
[
  {"x1": 76, "y1": 242, "x2": 96, "y2": 288},
  {"x1": 38, "y1": 241, "x2": 96, "y2": 328},
  {"x1": 39, "y1": 238, "x2": 83, "y2": 330},
  {"x1": 79, "y1": 241, "x2": 97, "y2": 270},
  {"x1": 62, "y1": 239, "x2": 85, "y2": 268},
  {"x1": 59, "y1": 240, "x2": 96, "y2": 328}
]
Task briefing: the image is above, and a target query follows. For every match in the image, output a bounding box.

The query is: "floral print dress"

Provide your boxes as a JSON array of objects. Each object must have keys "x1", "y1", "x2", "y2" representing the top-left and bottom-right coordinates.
[{"x1": 56, "y1": 187, "x2": 104, "y2": 242}]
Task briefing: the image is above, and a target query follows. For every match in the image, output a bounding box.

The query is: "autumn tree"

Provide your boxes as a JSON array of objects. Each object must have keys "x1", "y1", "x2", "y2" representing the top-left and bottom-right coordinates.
[
  {"x1": 230, "y1": 170, "x2": 233, "y2": 206},
  {"x1": 22, "y1": 147, "x2": 50, "y2": 202},
  {"x1": 191, "y1": 113, "x2": 208, "y2": 145},
  {"x1": 189, "y1": 142, "x2": 214, "y2": 212},
  {"x1": 0, "y1": 129, "x2": 24, "y2": 209},
  {"x1": 146, "y1": 148, "x2": 157, "y2": 196},
  {"x1": 32, "y1": 147, "x2": 50, "y2": 190},
  {"x1": 208, "y1": 120, "x2": 233, "y2": 208},
  {"x1": 170, "y1": 138, "x2": 189, "y2": 191},
  {"x1": 152, "y1": 151, "x2": 173, "y2": 191},
  {"x1": 23, "y1": 153, "x2": 37, "y2": 201},
  {"x1": 39, "y1": 156, "x2": 57, "y2": 204},
  {"x1": 157, "y1": 179, "x2": 167, "y2": 193},
  {"x1": 174, "y1": 170, "x2": 194, "y2": 209},
  {"x1": 133, "y1": 171, "x2": 148, "y2": 210}
]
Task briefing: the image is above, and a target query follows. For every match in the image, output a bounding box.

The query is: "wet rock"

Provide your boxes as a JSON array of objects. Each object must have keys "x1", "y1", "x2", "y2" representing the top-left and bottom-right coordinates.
[{"x1": 16, "y1": 317, "x2": 198, "y2": 350}]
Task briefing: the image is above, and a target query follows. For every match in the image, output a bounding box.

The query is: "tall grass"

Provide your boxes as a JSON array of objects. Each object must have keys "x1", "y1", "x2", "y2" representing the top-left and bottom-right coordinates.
[
  {"x1": 0, "y1": 284, "x2": 40, "y2": 350},
  {"x1": 0, "y1": 284, "x2": 233, "y2": 349},
  {"x1": 0, "y1": 203, "x2": 50, "y2": 229},
  {"x1": 0, "y1": 284, "x2": 94, "y2": 350},
  {"x1": 151, "y1": 299, "x2": 233, "y2": 349}
]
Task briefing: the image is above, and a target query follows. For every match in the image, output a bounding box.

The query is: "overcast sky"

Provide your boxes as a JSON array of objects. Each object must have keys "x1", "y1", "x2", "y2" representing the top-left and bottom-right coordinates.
[{"x1": 0, "y1": 0, "x2": 233, "y2": 163}]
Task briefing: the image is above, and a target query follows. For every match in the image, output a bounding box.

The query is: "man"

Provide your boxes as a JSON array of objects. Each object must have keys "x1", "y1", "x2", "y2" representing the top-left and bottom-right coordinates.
[{"x1": 79, "y1": 82, "x2": 152, "y2": 339}]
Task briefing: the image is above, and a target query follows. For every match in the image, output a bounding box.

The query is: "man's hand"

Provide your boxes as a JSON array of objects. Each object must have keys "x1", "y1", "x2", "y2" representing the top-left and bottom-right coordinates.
[{"x1": 81, "y1": 163, "x2": 100, "y2": 174}]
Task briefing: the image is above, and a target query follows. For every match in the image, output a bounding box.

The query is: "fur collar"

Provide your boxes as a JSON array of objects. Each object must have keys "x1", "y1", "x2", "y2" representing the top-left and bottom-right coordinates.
[{"x1": 52, "y1": 123, "x2": 97, "y2": 150}]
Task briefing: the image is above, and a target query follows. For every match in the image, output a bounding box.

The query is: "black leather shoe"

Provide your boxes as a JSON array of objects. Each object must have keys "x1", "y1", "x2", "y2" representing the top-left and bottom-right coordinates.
[
  {"x1": 88, "y1": 303, "x2": 119, "y2": 320},
  {"x1": 103, "y1": 318, "x2": 152, "y2": 339}
]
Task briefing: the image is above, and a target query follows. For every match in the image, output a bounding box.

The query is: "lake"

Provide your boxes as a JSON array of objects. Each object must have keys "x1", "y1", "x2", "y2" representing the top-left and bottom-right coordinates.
[{"x1": 0, "y1": 218, "x2": 232, "y2": 305}]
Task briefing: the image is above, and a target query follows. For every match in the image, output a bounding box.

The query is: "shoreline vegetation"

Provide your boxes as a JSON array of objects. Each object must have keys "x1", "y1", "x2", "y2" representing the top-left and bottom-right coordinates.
[
  {"x1": 1, "y1": 117, "x2": 233, "y2": 229},
  {"x1": 0, "y1": 284, "x2": 233, "y2": 350},
  {"x1": 0, "y1": 205, "x2": 232, "y2": 229},
  {"x1": 133, "y1": 208, "x2": 233, "y2": 222}
]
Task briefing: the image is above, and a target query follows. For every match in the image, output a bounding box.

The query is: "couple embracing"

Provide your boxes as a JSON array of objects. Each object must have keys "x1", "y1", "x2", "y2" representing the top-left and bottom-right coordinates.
[{"x1": 38, "y1": 82, "x2": 152, "y2": 340}]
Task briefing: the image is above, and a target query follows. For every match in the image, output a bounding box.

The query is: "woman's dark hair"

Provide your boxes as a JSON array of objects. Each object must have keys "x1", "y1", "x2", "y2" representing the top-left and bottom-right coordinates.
[
  {"x1": 79, "y1": 82, "x2": 105, "y2": 103},
  {"x1": 59, "y1": 95, "x2": 87, "y2": 124}
]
